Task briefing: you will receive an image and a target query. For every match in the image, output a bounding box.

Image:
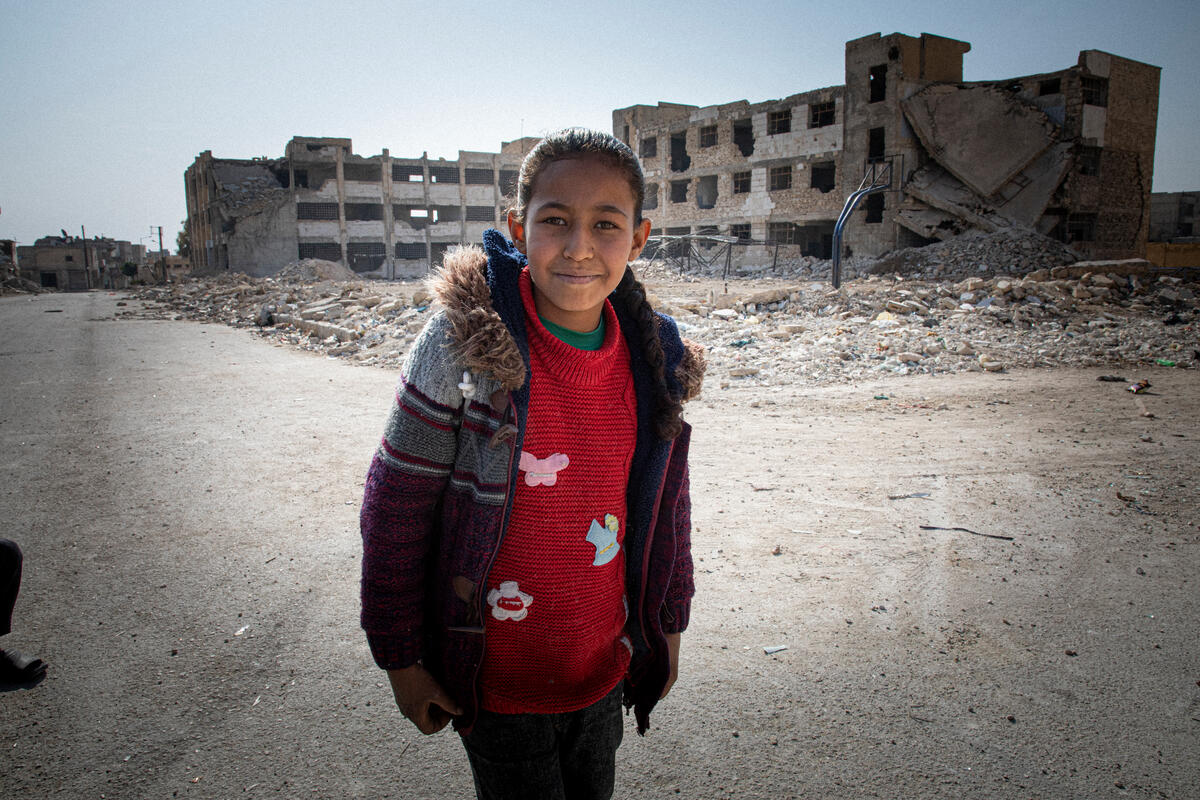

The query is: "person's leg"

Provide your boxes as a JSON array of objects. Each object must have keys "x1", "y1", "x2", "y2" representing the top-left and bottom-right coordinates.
[
  {"x1": 462, "y1": 710, "x2": 566, "y2": 800},
  {"x1": 0, "y1": 539, "x2": 22, "y2": 637},
  {"x1": 558, "y1": 683, "x2": 624, "y2": 800}
]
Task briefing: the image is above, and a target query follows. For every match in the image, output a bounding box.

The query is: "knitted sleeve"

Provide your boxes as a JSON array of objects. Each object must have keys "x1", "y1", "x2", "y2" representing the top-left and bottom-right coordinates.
[
  {"x1": 360, "y1": 314, "x2": 465, "y2": 670},
  {"x1": 661, "y1": 421, "x2": 695, "y2": 634}
]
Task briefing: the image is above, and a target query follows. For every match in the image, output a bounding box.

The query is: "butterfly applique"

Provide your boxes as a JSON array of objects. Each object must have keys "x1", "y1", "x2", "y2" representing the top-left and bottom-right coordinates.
[{"x1": 519, "y1": 451, "x2": 569, "y2": 487}]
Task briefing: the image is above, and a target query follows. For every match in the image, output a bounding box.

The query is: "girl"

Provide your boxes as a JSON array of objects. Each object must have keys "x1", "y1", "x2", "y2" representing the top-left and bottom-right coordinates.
[{"x1": 360, "y1": 128, "x2": 704, "y2": 800}]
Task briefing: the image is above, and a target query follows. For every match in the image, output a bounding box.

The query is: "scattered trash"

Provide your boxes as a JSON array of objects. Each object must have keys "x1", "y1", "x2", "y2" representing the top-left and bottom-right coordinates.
[
  {"x1": 1097, "y1": 375, "x2": 1126, "y2": 382},
  {"x1": 888, "y1": 492, "x2": 931, "y2": 500},
  {"x1": 1128, "y1": 379, "x2": 1151, "y2": 394},
  {"x1": 1155, "y1": 359, "x2": 1177, "y2": 367},
  {"x1": 234, "y1": 626, "x2": 249, "y2": 636},
  {"x1": 873, "y1": 394, "x2": 890, "y2": 400},
  {"x1": 919, "y1": 525, "x2": 1014, "y2": 542},
  {"x1": 771, "y1": 545, "x2": 783, "y2": 556},
  {"x1": 763, "y1": 645, "x2": 789, "y2": 655},
  {"x1": 729, "y1": 338, "x2": 754, "y2": 348}
]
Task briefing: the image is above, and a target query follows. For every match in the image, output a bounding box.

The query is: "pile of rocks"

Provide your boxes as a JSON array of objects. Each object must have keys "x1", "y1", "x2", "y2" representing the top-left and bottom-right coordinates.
[
  {"x1": 126, "y1": 257, "x2": 1196, "y2": 385},
  {"x1": 857, "y1": 228, "x2": 1082, "y2": 282}
]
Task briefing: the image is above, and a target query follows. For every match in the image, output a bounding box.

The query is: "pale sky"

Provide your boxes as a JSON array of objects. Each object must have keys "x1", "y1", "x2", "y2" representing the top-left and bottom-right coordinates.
[{"x1": 2, "y1": 0, "x2": 1196, "y2": 251}]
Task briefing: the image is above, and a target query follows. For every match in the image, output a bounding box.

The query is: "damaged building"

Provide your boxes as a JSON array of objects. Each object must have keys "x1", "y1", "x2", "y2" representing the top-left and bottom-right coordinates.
[
  {"x1": 17, "y1": 234, "x2": 146, "y2": 291},
  {"x1": 185, "y1": 136, "x2": 535, "y2": 278},
  {"x1": 616, "y1": 31, "x2": 1159, "y2": 268}
]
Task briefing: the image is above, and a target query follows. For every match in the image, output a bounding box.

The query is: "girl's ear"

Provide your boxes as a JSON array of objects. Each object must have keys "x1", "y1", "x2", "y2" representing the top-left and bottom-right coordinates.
[
  {"x1": 507, "y1": 211, "x2": 527, "y2": 254},
  {"x1": 628, "y1": 218, "x2": 652, "y2": 262}
]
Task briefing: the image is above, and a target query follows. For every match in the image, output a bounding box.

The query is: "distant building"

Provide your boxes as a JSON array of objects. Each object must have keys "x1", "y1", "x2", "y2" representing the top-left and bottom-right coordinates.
[
  {"x1": 616, "y1": 32, "x2": 1161, "y2": 266},
  {"x1": 1149, "y1": 191, "x2": 1198, "y2": 241},
  {"x1": 184, "y1": 136, "x2": 536, "y2": 278},
  {"x1": 16, "y1": 234, "x2": 145, "y2": 291}
]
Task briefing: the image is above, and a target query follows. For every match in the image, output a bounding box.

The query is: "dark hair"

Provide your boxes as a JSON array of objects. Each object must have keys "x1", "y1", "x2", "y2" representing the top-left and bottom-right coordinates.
[
  {"x1": 512, "y1": 128, "x2": 680, "y2": 440},
  {"x1": 511, "y1": 128, "x2": 646, "y2": 225}
]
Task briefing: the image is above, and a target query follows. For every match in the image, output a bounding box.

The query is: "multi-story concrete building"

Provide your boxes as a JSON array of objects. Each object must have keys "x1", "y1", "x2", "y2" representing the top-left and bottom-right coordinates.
[
  {"x1": 16, "y1": 234, "x2": 146, "y2": 290},
  {"x1": 1150, "y1": 191, "x2": 1198, "y2": 241},
  {"x1": 185, "y1": 136, "x2": 536, "y2": 278},
  {"x1": 617, "y1": 31, "x2": 1160, "y2": 266}
]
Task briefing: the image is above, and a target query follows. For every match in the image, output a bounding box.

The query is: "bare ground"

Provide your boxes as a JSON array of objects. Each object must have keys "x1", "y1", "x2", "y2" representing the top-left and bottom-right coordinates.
[{"x1": 1, "y1": 289, "x2": 1197, "y2": 799}]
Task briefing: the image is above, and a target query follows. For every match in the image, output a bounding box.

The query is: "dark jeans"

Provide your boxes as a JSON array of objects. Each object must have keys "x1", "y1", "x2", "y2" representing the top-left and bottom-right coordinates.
[
  {"x1": 462, "y1": 682, "x2": 624, "y2": 800},
  {"x1": 0, "y1": 539, "x2": 21, "y2": 637}
]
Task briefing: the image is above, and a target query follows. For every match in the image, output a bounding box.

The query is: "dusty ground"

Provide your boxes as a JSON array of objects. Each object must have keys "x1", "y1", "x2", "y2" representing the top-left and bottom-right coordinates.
[{"x1": 1, "y1": 288, "x2": 1197, "y2": 799}]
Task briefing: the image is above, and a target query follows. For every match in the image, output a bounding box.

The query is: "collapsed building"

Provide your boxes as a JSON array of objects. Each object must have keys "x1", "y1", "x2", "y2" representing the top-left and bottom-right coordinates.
[
  {"x1": 616, "y1": 31, "x2": 1160, "y2": 269},
  {"x1": 16, "y1": 234, "x2": 147, "y2": 290},
  {"x1": 185, "y1": 32, "x2": 1159, "y2": 280},
  {"x1": 185, "y1": 136, "x2": 536, "y2": 278}
]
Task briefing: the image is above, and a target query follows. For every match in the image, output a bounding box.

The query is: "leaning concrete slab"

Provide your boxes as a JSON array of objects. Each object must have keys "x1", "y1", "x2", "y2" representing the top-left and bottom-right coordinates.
[{"x1": 902, "y1": 84, "x2": 1058, "y2": 198}]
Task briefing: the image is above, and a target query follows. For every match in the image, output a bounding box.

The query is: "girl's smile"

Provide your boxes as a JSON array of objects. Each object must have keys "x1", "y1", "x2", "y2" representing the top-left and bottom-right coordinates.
[{"x1": 508, "y1": 155, "x2": 651, "y2": 332}]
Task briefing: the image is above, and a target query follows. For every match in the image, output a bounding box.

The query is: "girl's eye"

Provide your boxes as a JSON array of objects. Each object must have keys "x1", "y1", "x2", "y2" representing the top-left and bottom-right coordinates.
[
  {"x1": 595, "y1": 220, "x2": 619, "y2": 230},
  {"x1": 540, "y1": 216, "x2": 567, "y2": 226}
]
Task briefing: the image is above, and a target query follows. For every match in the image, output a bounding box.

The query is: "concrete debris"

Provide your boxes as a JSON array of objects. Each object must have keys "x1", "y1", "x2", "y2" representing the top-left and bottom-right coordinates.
[{"x1": 124, "y1": 254, "x2": 1197, "y2": 384}]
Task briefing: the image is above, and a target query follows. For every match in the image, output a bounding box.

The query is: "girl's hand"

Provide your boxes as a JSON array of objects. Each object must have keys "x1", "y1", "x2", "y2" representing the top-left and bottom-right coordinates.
[
  {"x1": 387, "y1": 664, "x2": 463, "y2": 734},
  {"x1": 660, "y1": 632, "x2": 681, "y2": 699}
]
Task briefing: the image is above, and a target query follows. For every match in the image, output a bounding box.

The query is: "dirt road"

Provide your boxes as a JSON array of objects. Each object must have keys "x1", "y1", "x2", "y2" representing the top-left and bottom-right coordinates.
[{"x1": 2, "y1": 290, "x2": 1197, "y2": 799}]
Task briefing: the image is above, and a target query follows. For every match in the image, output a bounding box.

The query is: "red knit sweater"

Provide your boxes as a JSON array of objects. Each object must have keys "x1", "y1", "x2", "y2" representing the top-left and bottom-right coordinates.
[{"x1": 477, "y1": 270, "x2": 637, "y2": 713}]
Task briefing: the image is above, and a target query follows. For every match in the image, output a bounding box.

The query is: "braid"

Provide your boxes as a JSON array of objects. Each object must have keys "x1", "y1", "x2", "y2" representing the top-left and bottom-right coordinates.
[{"x1": 615, "y1": 267, "x2": 684, "y2": 441}]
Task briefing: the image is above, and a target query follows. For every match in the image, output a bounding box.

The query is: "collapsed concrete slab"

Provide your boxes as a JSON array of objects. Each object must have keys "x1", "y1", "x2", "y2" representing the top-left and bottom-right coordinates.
[{"x1": 901, "y1": 84, "x2": 1059, "y2": 198}]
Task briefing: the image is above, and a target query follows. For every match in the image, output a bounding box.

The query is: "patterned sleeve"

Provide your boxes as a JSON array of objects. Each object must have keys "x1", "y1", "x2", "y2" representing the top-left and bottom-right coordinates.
[
  {"x1": 360, "y1": 314, "x2": 464, "y2": 669},
  {"x1": 661, "y1": 422, "x2": 695, "y2": 634}
]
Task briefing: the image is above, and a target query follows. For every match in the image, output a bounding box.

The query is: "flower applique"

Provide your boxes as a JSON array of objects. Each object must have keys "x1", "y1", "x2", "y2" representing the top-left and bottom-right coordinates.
[
  {"x1": 487, "y1": 580, "x2": 533, "y2": 621},
  {"x1": 519, "y1": 451, "x2": 569, "y2": 487},
  {"x1": 585, "y1": 513, "x2": 621, "y2": 566}
]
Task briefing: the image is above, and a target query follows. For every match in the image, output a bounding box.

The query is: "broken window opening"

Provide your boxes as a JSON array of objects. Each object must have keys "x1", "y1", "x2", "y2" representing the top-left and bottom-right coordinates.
[
  {"x1": 670, "y1": 132, "x2": 691, "y2": 172},
  {"x1": 1081, "y1": 76, "x2": 1109, "y2": 107},
  {"x1": 640, "y1": 136, "x2": 658, "y2": 159},
  {"x1": 733, "y1": 119, "x2": 755, "y2": 157},
  {"x1": 696, "y1": 175, "x2": 718, "y2": 209},
  {"x1": 864, "y1": 193, "x2": 884, "y2": 223},
  {"x1": 345, "y1": 203, "x2": 384, "y2": 221},
  {"x1": 395, "y1": 241, "x2": 427, "y2": 260},
  {"x1": 430, "y1": 205, "x2": 461, "y2": 223},
  {"x1": 730, "y1": 223, "x2": 751, "y2": 241},
  {"x1": 623, "y1": 124, "x2": 630, "y2": 144},
  {"x1": 293, "y1": 169, "x2": 309, "y2": 188},
  {"x1": 869, "y1": 64, "x2": 888, "y2": 103},
  {"x1": 1066, "y1": 212, "x2": 1098, "y2": 242},
  {"x1": 1077, "y1": 146, "x2": 1102, "y2": 177},
  {"x1": 393, "y1": 165, "x2": 424, "y2": 182},
  {"x1": 464, "y1": 168, "x2": 494, "y2": 185},
  {"x1": 1038, "y1": 78, "x2": 1062, "y2": 96},
  {"x1": 767, "y1": 109, "x2": 792, "y2": 135},
  {"x1": 809, "y1": 100, "x2": 836, "y2": 129},
  {"x1": 428, "y1": 166, "x2": 460, "y2": 184},
  {"x1": 499, "y1": 169, "x2": 519, "y2": 196},
  {"x1": 699, "y1": 125, "x2": 717, "y2": 148},
  {"x1": 670, "y1": 180, "x2": 688, "y2": 204},
  {"x1": 297, "y1": 202, "x2": 340, "y2": 221},
  {"x1": 429, "y1": 242, "x2": 453, "y2": 268},
  {"x1": 465, "y1": 206, "x2": 495, "y2": 222},
  {"x1": 769, "y1": 165, "x2": 792, "y2": 192},
  {"x1": 347, "y1": 241, "x2": 387, "y2": 273},
  {"x1": 643, "y1": 183, "x2": 659, "y2": 211},
  {"x1": 732, "y1": 171, "x2": 751, "y2": 194},
  {"x1": 40, "y1": 272, "x2": 58, "y2": 288},
  {"x1": 767, "y1": 222, "x2": 798, "y2": 245},
  {"x1": 298, "y1": 242, "x2": 342, "y2": 261},
  {"x1": 396, "y1": 206, "x2": 429, "y2": 228},
  {"x1": 342, "y1": 163, "x2": 381, "y2": 182},
  {"x1": 868, "y1": 127, "x2": 886, "y2": 164},
  {"x1": 810, "y1": 161, "x2": 836, "y2": 193}
]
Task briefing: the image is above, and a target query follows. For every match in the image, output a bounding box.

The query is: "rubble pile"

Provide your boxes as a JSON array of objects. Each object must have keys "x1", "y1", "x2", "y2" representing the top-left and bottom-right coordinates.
[
  {"x1": 274, "y1": 258, "x2": 359, "y2": 282},
  {"x1": 127, "y1": 260, "x2": 1197, "y2": 385},
  {"x1": 857, "y1": 228, "x2": 1082, "y2": 282},
  {"x1": 1, "y1": 274, "x2": 45, "y2": 295}
]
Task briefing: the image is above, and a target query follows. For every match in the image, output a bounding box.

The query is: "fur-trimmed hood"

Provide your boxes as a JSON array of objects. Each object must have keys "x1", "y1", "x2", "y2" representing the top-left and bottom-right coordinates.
[{"x1": 430, "y1": 229, "x2": 705, "y2": 402}]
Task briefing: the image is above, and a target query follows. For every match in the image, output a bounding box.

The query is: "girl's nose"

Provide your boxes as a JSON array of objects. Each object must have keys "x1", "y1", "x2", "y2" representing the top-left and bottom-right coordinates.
[{"x1": 562, "y1": 227, "x2": 592, "y2": 261}]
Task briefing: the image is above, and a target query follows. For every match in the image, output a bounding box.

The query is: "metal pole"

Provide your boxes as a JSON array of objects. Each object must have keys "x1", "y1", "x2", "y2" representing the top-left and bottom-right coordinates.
[{"x1": 157, "y1": 226, "x2": 165, "y2": 284}]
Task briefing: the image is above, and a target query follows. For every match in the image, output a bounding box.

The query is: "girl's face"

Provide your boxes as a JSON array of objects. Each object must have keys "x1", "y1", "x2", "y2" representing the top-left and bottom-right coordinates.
[{"x1": 508, "y1": 156, "x2": 651, "y2": 332}]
